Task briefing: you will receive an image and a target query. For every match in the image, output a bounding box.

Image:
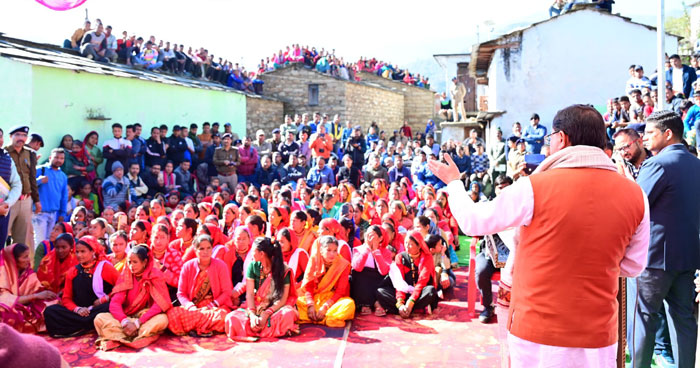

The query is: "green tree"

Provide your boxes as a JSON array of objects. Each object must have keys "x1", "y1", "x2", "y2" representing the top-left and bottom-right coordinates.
[{"x1": 665, "y1": 2, "x2": 692, "y2": 55}]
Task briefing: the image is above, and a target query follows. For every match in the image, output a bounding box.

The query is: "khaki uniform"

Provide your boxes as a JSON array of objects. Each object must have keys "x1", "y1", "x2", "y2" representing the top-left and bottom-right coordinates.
[
  {"x1": 213, "y1": 146, "x2": 240, "y2": 190},
  {"x1": 4, "y1": 145, "x2": 37, "y2": 258}
]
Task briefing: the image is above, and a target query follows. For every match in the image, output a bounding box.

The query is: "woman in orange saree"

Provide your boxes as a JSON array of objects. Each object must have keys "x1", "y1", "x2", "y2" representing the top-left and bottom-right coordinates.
[
  {"x1": 167, "y1": 234, "x2": 233, "y2": 337},
  {"x1": 225, "y1": 237, "x2": 299, "y2": 341},
  {"x1": 36, "y1": 233, "x2": 78, "y2": 294},
  {"x1": 95, "y1": 245, "x2": 171, "y2": 350},
  {"x1": 297, "y1": 236, "x2": 354, "y2": 327},
  {"x1": 1, "y1": 243, "x2": 58, "y2": 333}
]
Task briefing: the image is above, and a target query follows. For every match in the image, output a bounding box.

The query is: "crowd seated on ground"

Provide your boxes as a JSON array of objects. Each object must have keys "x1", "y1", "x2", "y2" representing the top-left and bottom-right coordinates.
[
  {"x1": 61, "y1": 19, "x2": 263, "y2": 94},
  {"x1": 6, "y1": 52, "x2": 700, "y2": 355},
  {"x1": 257, "y1": 44, "x2": 430, "y2": 89},
  {"x1": 0, "y1": 114, "x2": 481, "y2": 349}
]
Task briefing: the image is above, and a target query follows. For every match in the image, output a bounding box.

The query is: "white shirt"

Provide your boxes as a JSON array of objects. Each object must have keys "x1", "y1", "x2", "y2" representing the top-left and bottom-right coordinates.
[{"x1": 672, "y1": 66, "x2": 684, "y2": 94}]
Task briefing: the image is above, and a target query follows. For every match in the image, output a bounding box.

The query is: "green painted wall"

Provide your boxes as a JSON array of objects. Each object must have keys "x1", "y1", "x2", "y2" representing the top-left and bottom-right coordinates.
[
  {"x1": 0, "y1": 57, "x2": 33, "y2": 128},
  {"x1": 1, "y1": 58, "x2": 246, "y2": 163}
]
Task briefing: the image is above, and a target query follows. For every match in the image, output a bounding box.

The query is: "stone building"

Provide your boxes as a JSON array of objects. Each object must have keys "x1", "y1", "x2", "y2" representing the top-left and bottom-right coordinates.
[{"x1": 260, "y1": 63, "x2": 435, "y2": 134}]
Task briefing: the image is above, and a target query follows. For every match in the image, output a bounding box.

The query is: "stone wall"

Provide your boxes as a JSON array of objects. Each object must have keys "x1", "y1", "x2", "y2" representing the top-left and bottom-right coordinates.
[
  {"x1": 259, "y1": 64, "x2": 346, "y2": 121},
  {"x1": 345, "y1": 82, "x2": 404, "y2": 133},
  {"x1": 357, "y1": 71, "x2": 435, "y2": 133},
  {"x1": 245, "y1": 95, "x2": 284, "y2": 138}
]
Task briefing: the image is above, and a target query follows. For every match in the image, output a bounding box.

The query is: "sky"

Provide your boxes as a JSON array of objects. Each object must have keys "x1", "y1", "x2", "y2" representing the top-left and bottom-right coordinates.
[{"x1": 0, "y1": 0, "x2": 687, "y2": 92}]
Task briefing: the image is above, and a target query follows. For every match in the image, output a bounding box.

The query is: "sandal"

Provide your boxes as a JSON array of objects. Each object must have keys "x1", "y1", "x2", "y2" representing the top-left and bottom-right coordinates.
[
  {"x1": 360, "y1": 306, "x2": 372, "y2": 315},
  {"x1": 374, "y1": 302, "x2": 387, "y2": 317}
]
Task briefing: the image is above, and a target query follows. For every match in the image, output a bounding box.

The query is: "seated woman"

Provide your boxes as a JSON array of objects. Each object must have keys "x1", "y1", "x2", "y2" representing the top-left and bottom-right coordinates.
[
  {"x1": 37, "y1": 233, "x2": 78, "y2": 294},
  {"x1": 34, "y1": 222, "x2": 72, "y2": 271},
  {"x1": 94, "y1": 245, "x2": 171, "y2": 351},
  {"x1": 174, "y1": 218, "x2": 199, "y2": 263},
  {"x1": 290, "y1": 211, "x2": 317, "y2": 254},
  {"x1": 376, "y1": 230, "x2": 438, "y2": 318},
  {"x1": 278, "y1": 228, "x2": 308, "y2": 284},
  {"x1": 128, "y1": 220, "x2": 151, "y2": 246},
  {"x1": 221, "y1": 226, "x2": 254, "y2": 307},
  {"x1": 225, "y1": 237, "x2": 298, "y2": 341},
  {"x1": 150, "y1": 224, "x2": 182, "y2": 303},
  {"x1": 424, "y1": 234, "x2": 456, "y2": 294},
  {"x1": 318, "y1": 219, "x2": 351, "y2": 262},
  {"x1": 166, "y1": 235, "x2": 233, "y2": 337},
  {"x1": 350, "y1": 225, "x2": 391, "y2": 316},
  {"x1": 44, "y1": 236, "x2": 120, "y2": 337},
  {"x1": 268, "y1": 206, "x2": 290, "y2": 238},
  {"x1": 0, "y1": 243, "x2": 57, "y2": 333},
  {"x1": 297, "y1": 236, "x2": 354, "y2": 327},
  {"x1": 107, "y1": 231, "x2": 129, "y2": 272}
]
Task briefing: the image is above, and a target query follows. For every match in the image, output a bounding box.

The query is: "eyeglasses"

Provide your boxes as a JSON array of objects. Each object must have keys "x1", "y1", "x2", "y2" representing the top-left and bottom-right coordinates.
[
  {"x1": 544, "y1": 130, "x2": 562, "y2": 145},
  {"x1": 614, "y1": 140, "x2": 639, "y2": 153}
]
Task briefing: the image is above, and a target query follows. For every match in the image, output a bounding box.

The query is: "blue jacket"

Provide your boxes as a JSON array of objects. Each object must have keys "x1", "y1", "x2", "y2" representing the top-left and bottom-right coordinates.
[
  {"x1": 637, "y1": 144, "x2": 700, "y2": 271},
  {"x1": 665, "y1": 65, "x2": 697, "y2": 99},
  {"x1": 306, "y1": 166, "x2": 335, "y2": 187},
  {"x1": 36, "y1": 165, "x2": 68, "y2": 218},
  {"x1": 522, "y1": 124, "x2": 547, "y2": 154},
  {"x1": 683, "y1": 104, "x2": 700, "y2": 134}
]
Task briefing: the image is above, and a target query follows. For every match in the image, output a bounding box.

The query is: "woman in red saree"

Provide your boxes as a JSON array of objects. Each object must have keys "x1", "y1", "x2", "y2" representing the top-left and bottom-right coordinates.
[
  {"x1": 277, "y1": 228, "x2": 308, "y2": 284},
  {"x1": 95, "y1": 245, "x2": 171, "y2": 350},
  {"x1": 225, "y1": 237, "x2": 299, "y2": 341},
  {"x1": 376, "y1": 230, "x2": 438, "y2": 318},
  {"x1": 291, "y1": 211, "x2": 317, "y2": 254},
  {"x1": 0, "y1": 243, "x2": 57, "y2": 333},
  {"x1": 167, "y1": 234, "x2": 233, "y2": 336},
  {"x1": 268, "y1": 206, "x2": 290, "y2": 238},
  {"x1": 318, "y1": 219, "x2": 351, "y2": 262},
  {"x1": 297, "y1": 236, "x2": 354, "y2": 327},
  {"x1": 44, "y1": 236, "x2": 120, "y2": 337},
  {"x1": 37, "y1": 233, "x2": 78, "y2": 294},
  {"x1": 221, "y1": 226, "x2": 254, "y2": 307}
]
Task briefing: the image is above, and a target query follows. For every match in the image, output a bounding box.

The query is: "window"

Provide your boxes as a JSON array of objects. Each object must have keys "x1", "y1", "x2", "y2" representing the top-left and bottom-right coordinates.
[{"x1": 308, "y1": 84, "x2": 319, "y2": 106}]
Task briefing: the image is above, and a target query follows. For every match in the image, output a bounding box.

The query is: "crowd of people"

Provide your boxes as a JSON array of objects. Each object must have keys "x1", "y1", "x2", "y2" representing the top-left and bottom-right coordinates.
[
  {"x1": 3, "y1": 51, "x2": 700, "y2": 365},
  {"x1": 0, "y1": 111, "x2": 480, "y2": 352},
  {"x1": 62, "y1": 19, "x2": 264, "y2": 93},
  {"x1": 257, "y1": 44, "x2": 430, "y2": 89},
  {"x1": 61, "y1": 21, "x2": 430, "y2": 96}
]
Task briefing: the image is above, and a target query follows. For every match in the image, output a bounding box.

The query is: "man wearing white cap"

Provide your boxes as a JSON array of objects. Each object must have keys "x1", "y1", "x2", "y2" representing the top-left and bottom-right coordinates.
[{"x1": 252, "y1": 129, "x2": 272, "y2": 157}]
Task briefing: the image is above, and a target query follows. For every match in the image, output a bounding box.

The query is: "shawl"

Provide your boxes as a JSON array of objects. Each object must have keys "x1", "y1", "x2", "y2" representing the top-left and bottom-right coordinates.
[
  {"x1": 203, "y1": 223, "x2": 228, "y2": 247},
  {"x1": 403, "y1": 230, "x2": 436, "y2": 287},
  {"x1": 0, "y1": 245, "x2": 44, "y2": 307},
  {"x1": 110, "y1": 254, "x2": 171, "y2": 315},
  {"x1": 270, "y1": 206, "x2": 290, "y2": 236},
  {"x1": 300, "y1": 250, "x2": 350, "y2": 295},
  {"x1": 37, "y1": 246, "x2": 78, "y2": 293},
  {"x1": 533, "y1": 145, "x2": 616, "y2": 174}
]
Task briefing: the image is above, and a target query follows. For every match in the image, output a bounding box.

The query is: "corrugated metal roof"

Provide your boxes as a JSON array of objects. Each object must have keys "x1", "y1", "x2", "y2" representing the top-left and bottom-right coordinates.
[{"x1": 0, "y1": 34, "x2": 280, "y2": 102}]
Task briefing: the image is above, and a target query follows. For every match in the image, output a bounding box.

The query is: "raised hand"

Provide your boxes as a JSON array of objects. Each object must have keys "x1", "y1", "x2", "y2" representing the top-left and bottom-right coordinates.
[{"x1": 427, "y1": 153, "x2": 461, "y2": 184}]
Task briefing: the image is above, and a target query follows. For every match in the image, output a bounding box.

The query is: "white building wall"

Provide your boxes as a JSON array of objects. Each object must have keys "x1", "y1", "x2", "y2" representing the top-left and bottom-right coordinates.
[{"x1": 486, "y1": 10, "x2": 679, "y2": 138}]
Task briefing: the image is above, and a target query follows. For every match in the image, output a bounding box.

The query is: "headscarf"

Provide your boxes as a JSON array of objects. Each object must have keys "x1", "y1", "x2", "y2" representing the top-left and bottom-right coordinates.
[
  {"x1": 270, "y1": 206, "x2": 290, "y2": 236},
  {"x1": 300, "y1": 237, "x2": 350, "y2": 293},
  {"x1": 110, "y1": 248, "x2": 171, "y2": 315},
  {"x1": 319, "y1": 218, "x2": 342, "y2": 237},
  {"x1": 203, "y1": 223, "x2": 228, "y2": 246},
  {"x1": 77, "y1": 235, "x2": 107, "y2": 261},
  {"x1": 70, "y1": 139, "x2": 90, "y2": 167},
  {"x1": 279, "y1": 228, "x2": 300, "y2": 264},
  {"x1": 62, "y1": 222, "x2": 74, "y2": 235},
  {"x1": 37, "y1": 233, "x2": 78, "y2": 293},
  {"x1": 404, "y1": 230, "x2": 437, "y2": 288}
]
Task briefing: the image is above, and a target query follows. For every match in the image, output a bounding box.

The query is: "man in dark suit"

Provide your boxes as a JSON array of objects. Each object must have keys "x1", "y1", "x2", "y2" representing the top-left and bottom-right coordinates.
[
  {"x1": 631, "y1": 110, "x2": 700, "y2": 367},
  {"x1": 666, "y1": 54, "x2": 697, "y2": 99}
]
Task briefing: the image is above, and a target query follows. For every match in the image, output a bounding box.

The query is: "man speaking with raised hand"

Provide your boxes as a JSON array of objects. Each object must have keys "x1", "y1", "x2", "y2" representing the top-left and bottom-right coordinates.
[{"x1": 428, "y1": 104, "x2": 650, "y2": 367}]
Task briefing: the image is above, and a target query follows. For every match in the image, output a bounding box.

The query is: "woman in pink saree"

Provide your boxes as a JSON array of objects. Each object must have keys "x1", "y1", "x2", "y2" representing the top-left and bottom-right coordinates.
[
  {"x1": 225, "y1": 237, "x2": 298, "y2": 341},
  {"x1": 0, "y1": 243, "x2": 57, "y2": 333}
]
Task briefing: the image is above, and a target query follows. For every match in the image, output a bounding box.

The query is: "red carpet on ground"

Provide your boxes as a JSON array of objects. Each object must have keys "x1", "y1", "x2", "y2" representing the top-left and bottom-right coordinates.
[{"x1": 45, "y1": 269, "x2": 500, "y2": 367}]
